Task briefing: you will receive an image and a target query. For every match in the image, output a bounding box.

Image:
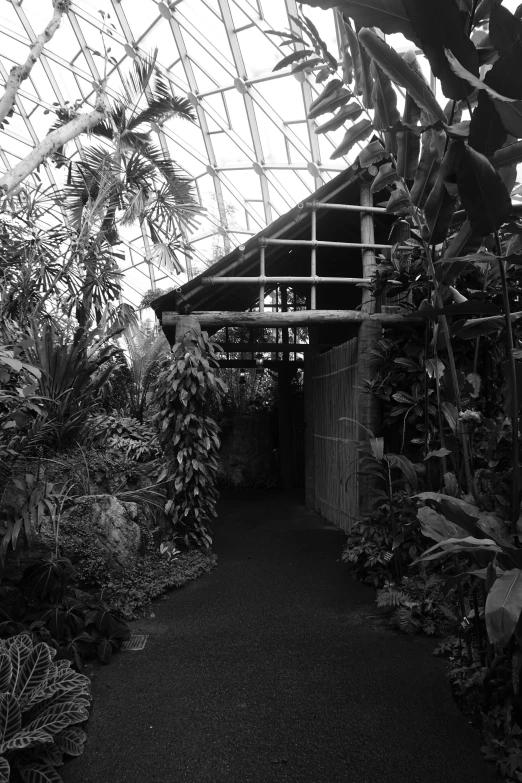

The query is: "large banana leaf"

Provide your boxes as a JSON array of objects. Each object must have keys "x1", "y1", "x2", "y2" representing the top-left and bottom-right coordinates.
[
  {"x1": 358, "y1": 27, "x2": 445, "y2": 121},
  {"x1": 301, "y1": 0, "x2": 420, "y2": 44},
  {"x1": 486, "y1": 569, "x2": 522, "y2": 647}
]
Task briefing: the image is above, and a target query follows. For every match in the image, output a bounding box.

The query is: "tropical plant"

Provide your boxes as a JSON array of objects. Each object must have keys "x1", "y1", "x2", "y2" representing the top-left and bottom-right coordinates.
[
  {"x1": 51, "y1": 49, "x2": 202, "y2": 278},
  {"x1": 153, "y1": 328, "x2": 227, "y2": 549},
  {"x1": 0, "y1": 632, "x2": 90, "y2": 783},
  {"x1": 23, "y1": 321, "x2": 120, "y2": 450},
  {"x1": 117, "y1": 322, "x2": 169, "y2": 421},
  {"x1": 274, "y1": 0, "x2": 522, "y2": 530}
]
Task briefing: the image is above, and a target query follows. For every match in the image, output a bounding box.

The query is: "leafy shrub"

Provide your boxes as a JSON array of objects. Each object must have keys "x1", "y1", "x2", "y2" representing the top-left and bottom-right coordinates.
[
  {"x1": 0, "y1": 557, "x2": 131, "y2": 670},
  {"x1": 89, "y1": 414, "x2": 160, "y2": 462},
  {"x1": 105, "y1": 550, "x2": 217, "y2": 620},
  {"x1": 341, "y1": 492, "x2": 421, "y2": 587},
  {"x1": 0, "y1": 633, "x2": 90, "y2": 782},
  {"x1": 376, "y1": 574, "x2": 458, "y2": 636}
]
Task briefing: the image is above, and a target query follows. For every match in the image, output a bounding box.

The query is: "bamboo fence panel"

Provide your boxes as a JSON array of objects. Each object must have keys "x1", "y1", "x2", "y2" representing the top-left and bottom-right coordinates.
[{"x1": 311, "y1": 338, "x2": 359, "y2": 531}]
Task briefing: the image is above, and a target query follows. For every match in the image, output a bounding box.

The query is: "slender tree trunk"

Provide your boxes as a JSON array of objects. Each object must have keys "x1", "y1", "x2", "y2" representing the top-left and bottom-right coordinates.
[
  {"x1": 0, "y1": 97, "x2": 107, "y2": 196},
  {"x1": 0, "y1": 1, "x2": 71, "y2": 128}
]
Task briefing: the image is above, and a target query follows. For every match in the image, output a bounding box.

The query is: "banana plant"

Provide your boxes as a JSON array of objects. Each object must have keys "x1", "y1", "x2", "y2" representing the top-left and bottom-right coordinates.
[
  {"x1": 273, "y1": 1, "x2": 522, "y2": 527},
  {"x1": 412, "y1": 491, "x2": 522, "y2": 648}
]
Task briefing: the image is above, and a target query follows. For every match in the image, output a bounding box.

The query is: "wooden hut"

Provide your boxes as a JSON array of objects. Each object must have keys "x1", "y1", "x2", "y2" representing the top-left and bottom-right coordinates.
[{"x1": 152, "y1": 166, "x2": 414, "y2": 531}]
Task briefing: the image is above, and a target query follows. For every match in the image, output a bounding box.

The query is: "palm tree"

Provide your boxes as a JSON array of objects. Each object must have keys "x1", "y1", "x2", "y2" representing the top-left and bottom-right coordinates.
[{"x1": 50, "y1": 50, "x2": 202, "y2": 280}]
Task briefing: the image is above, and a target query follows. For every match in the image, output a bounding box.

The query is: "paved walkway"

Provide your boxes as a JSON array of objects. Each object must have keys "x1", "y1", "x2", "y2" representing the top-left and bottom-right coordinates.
[{"x1": 64, "y1": 491, "x2": 497, "y2": 783}]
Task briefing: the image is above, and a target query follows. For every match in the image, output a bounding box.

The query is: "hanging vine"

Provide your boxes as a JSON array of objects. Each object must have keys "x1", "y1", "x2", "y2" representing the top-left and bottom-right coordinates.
[{"x1": 153, "y1": 327, "x2": 227, "y2": 549}]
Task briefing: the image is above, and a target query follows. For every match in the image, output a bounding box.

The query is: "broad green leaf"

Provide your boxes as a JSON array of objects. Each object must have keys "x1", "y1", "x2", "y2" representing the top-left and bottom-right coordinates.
[
  {"x1": 385, "y1": 186, "x2": 411, "y2": 214},
  {"x1": 410, "y1": 129, "x2": 444, "y2": 208},
  {"x1": 346, "y1": 21, "x2": 373, "y2": 109},
  {"x1": 19, "y1": 761, "x2": 64, "y2": 783},
  {"x1": 404, "y1": 0, "x2": 479, "y2": 100},
  {"x1": 308, "y1": 80, "x2": 352, "y2": 120},
  {"x1": 490, "y1": 140, "x2": 522, "y2": 170},
  {"x1": 487, "y1": 39, "x2": 522, "y2": 136},
  {"x1": 54, "y1": 726, "x2": 86, "y2": 756},
  {"x1": 489, "y1": 4, "x2": 522, "y2": 56},
  {"x1": 0, "y1": 654, "x2": 12, "y2": 693},
  {"x1": 0, "y1": 729, "x2": 52, "y2": 754},
  {"x1": 412, "y1": 535, "x2": 500, "y2": 566},
  {"x1": 424, "y1": 140, "x2": 462, "y2": 243},
  {"x1": 469, "y1": 92, "x2": 507, "y2": 158},
  {"x1": 371, "y1": 61, "x2": 400, "y2": 130},
  {"x1": 486, "y1": 569, "x2": 522, "y2": 647},
  {"x1": 453, "y1": 312, "x2": 522, "y2": 340},
  {"x1": 302, "y1": 0, "x2": 419, "y2": 44},
  {"x1": 330, "y1": 118, "x2": 373, "y2": 159},
  {"x1": 417, "y1": 505, "x2": 467, "y2": 541},
  {"x1": 314, "y1": 102, "x2": 362, "y2": 134},
  {"x1": 273, "y1": 49, "x2": 314, "y2": 72},
  {"x1": 0, "y1": 693, "x2": 21, "y2": 743},
  {"x1": 371, "y1": 162, "x2": 399, "y2": 193},
  {"x1": 423, "y1": 448, "x2": 451, "y2": 460},
  {"x1": 14, "y1": 643, "x2": 51, "y2": 699},
  {"x1": 358, "y1": 28, "x2": 445, "y2": 121},
  {"x1": 358, "y1": 140, "x2": 387, "y2": 168},
  {"x1": 444, "y1": 49, "x2": 517, "y2": 103},
  {"x1": 457, "y1": 144, "x2": 511, "y2": 236}
]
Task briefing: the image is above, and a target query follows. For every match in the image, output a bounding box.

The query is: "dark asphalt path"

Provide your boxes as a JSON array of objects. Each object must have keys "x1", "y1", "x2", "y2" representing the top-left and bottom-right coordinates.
[{"x1": 64, "y1": 491, "x2": 497, "y2": 783}]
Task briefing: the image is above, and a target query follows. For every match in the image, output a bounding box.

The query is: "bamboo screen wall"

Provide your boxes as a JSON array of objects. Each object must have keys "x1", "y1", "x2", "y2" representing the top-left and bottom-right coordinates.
[{"x1": 311, "y1": 338, "x2": 359, "y2": 532}]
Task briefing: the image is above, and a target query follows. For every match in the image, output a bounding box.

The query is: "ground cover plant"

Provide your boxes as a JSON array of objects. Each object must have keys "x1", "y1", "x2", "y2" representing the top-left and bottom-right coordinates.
[
  {"x1": 0, "y1": 632, "x2": 91, "y2": 783},
  {"x1": 268, "y1": 1, "x2": 522, "y2": 778},
  {"x1": 0, "y1": 24, "x2": 226, "y2": 778}
]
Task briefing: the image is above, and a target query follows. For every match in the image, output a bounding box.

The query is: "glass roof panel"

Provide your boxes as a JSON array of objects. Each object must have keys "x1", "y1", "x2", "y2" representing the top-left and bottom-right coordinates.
[{"x1": 0, "y1": 0, "x2": 377, "y2": 307}]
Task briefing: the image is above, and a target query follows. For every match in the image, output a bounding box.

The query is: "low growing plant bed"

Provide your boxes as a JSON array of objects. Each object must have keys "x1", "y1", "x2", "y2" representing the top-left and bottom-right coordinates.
[{"x1": 104, "y1": 550, "x2": 218, "y2": 620}]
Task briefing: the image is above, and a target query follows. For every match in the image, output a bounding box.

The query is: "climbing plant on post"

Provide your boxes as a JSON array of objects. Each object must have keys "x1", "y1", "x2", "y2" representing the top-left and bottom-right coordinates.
[{"x1": 153, "y1": 315, "x2": 227, "y2": 549}]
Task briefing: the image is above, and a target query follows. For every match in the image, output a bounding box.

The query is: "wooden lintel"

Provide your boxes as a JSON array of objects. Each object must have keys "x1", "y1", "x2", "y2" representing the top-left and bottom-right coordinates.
[
  {"x1": 217, "y1": 343, "x2": 332, "y2": 353},
  {"x1": 162, "y1": 310, "x2": 419, "y2": 328},
  {"x1": 217, "y1": 360, "x2": 304, "y2": 369}
]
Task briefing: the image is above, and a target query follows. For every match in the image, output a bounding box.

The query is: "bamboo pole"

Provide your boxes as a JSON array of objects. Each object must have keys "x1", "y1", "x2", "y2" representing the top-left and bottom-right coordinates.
[
  {"x1": 358, "y1": 183, "x2": 383, "y2": 516},
  {"x1": 162, "y1": 311, "x2": 422, "y2": 328},
  {"x1": 303, "y1": 200, "x2": 388, "y2": 215},
  {"x1": 311, "y1": 207, "x2": 317, "y2": 310},
  {"x1": 202, "y1": 276, "x2": 371, "y2": 284},
  {"x1": 264, "y1": 238, "x2": 408, "y2": 250}
]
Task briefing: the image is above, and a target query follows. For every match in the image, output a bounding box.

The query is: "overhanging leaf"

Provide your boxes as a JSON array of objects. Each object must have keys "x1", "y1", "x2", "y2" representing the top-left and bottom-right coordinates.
[
  {"x1": 300, "y1": 0, "x2": 419, "y2": 44},
  {"x1": 358, "y1": 139, "x2": 387, "y2": 168},
  {"x1": 457, "y1": 143, "x2": 511, "y2": 235},
  {"x1": 314, "y1": 102, "x2": 362, "y2": 133},
  {"x1": 469, "y1": 92, "x2": 507, "y2": 158},
  {"x1": 330, "y1": 118, "x2": 373, "y2": 159},
  {"x1": 273, "y1": 49, "x2": 314, "y2": 71},
  {"x1": 370, "y1": 61, "x2": 400, "y2": 130},
  {"x1": 358, "y1": 28, "x2": 445, "y2": 121},
  {"x1": 486, "y1": 569, "x2": 522, "y2": 648},
  {"x1": 490, "y1": 141, "x2": 522, "y2": 170},
  {"x1": 444, "y1": 48, "x2": 517, "y2": 103},
  {"x1": 403, "y1": 0, "x2": 479, "y2": 100},
  {"x1": 371, "y1": 162, "x2": 399, "y2": 193}
]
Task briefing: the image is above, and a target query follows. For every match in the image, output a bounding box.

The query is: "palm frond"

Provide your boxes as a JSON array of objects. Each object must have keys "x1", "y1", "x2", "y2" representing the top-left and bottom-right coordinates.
[
  {"x1": 128, "y1": 95, "x2": 196, "y2": 130},
  {"x1": 121, "y1": 50, "x2": 158, "y2": 113}
]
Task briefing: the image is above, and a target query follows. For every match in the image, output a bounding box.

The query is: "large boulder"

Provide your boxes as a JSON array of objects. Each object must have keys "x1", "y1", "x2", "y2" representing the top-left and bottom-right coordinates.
[{"x1": 60, "y1": 495, "x2": 142, "y2": 572}]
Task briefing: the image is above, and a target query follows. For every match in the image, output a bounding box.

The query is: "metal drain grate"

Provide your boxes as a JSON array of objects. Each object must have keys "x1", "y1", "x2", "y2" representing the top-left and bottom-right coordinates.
[{"x1": 121, "y1": 634, "x2": 149, "y2": 651}]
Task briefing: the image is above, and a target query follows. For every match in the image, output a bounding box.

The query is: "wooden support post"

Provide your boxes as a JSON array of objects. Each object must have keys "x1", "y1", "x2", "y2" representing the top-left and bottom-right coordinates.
[
  {"x1": 358, "y1": 182, "x2": 383, "y2": 515},
  {"x1": 175, "y1": 314, "x2": 201, "y2": 344},
  {"x1": 278, "y1": 365, "x2": 293, "y2": 490},
  {"x1": 304, "y1": 327, "x2": 319, "y2": 510}
]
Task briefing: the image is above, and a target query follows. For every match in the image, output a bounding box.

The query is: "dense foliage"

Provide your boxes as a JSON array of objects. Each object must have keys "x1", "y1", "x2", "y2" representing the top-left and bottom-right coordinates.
[
  {"x1": 271, "y1": 1, "x2": 522, "y2": 778},
  {"x1": 0, "y1": 633, "x2": 90, "y2": 783},
  {"x1": 153, "y1": 328, "x2": 227, "y2": 549}
]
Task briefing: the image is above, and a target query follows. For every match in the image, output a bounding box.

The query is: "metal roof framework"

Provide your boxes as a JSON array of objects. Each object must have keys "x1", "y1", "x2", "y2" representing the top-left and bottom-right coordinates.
[{"x1": 0, "y1": 0, "x2": 363, "y2": 307}]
